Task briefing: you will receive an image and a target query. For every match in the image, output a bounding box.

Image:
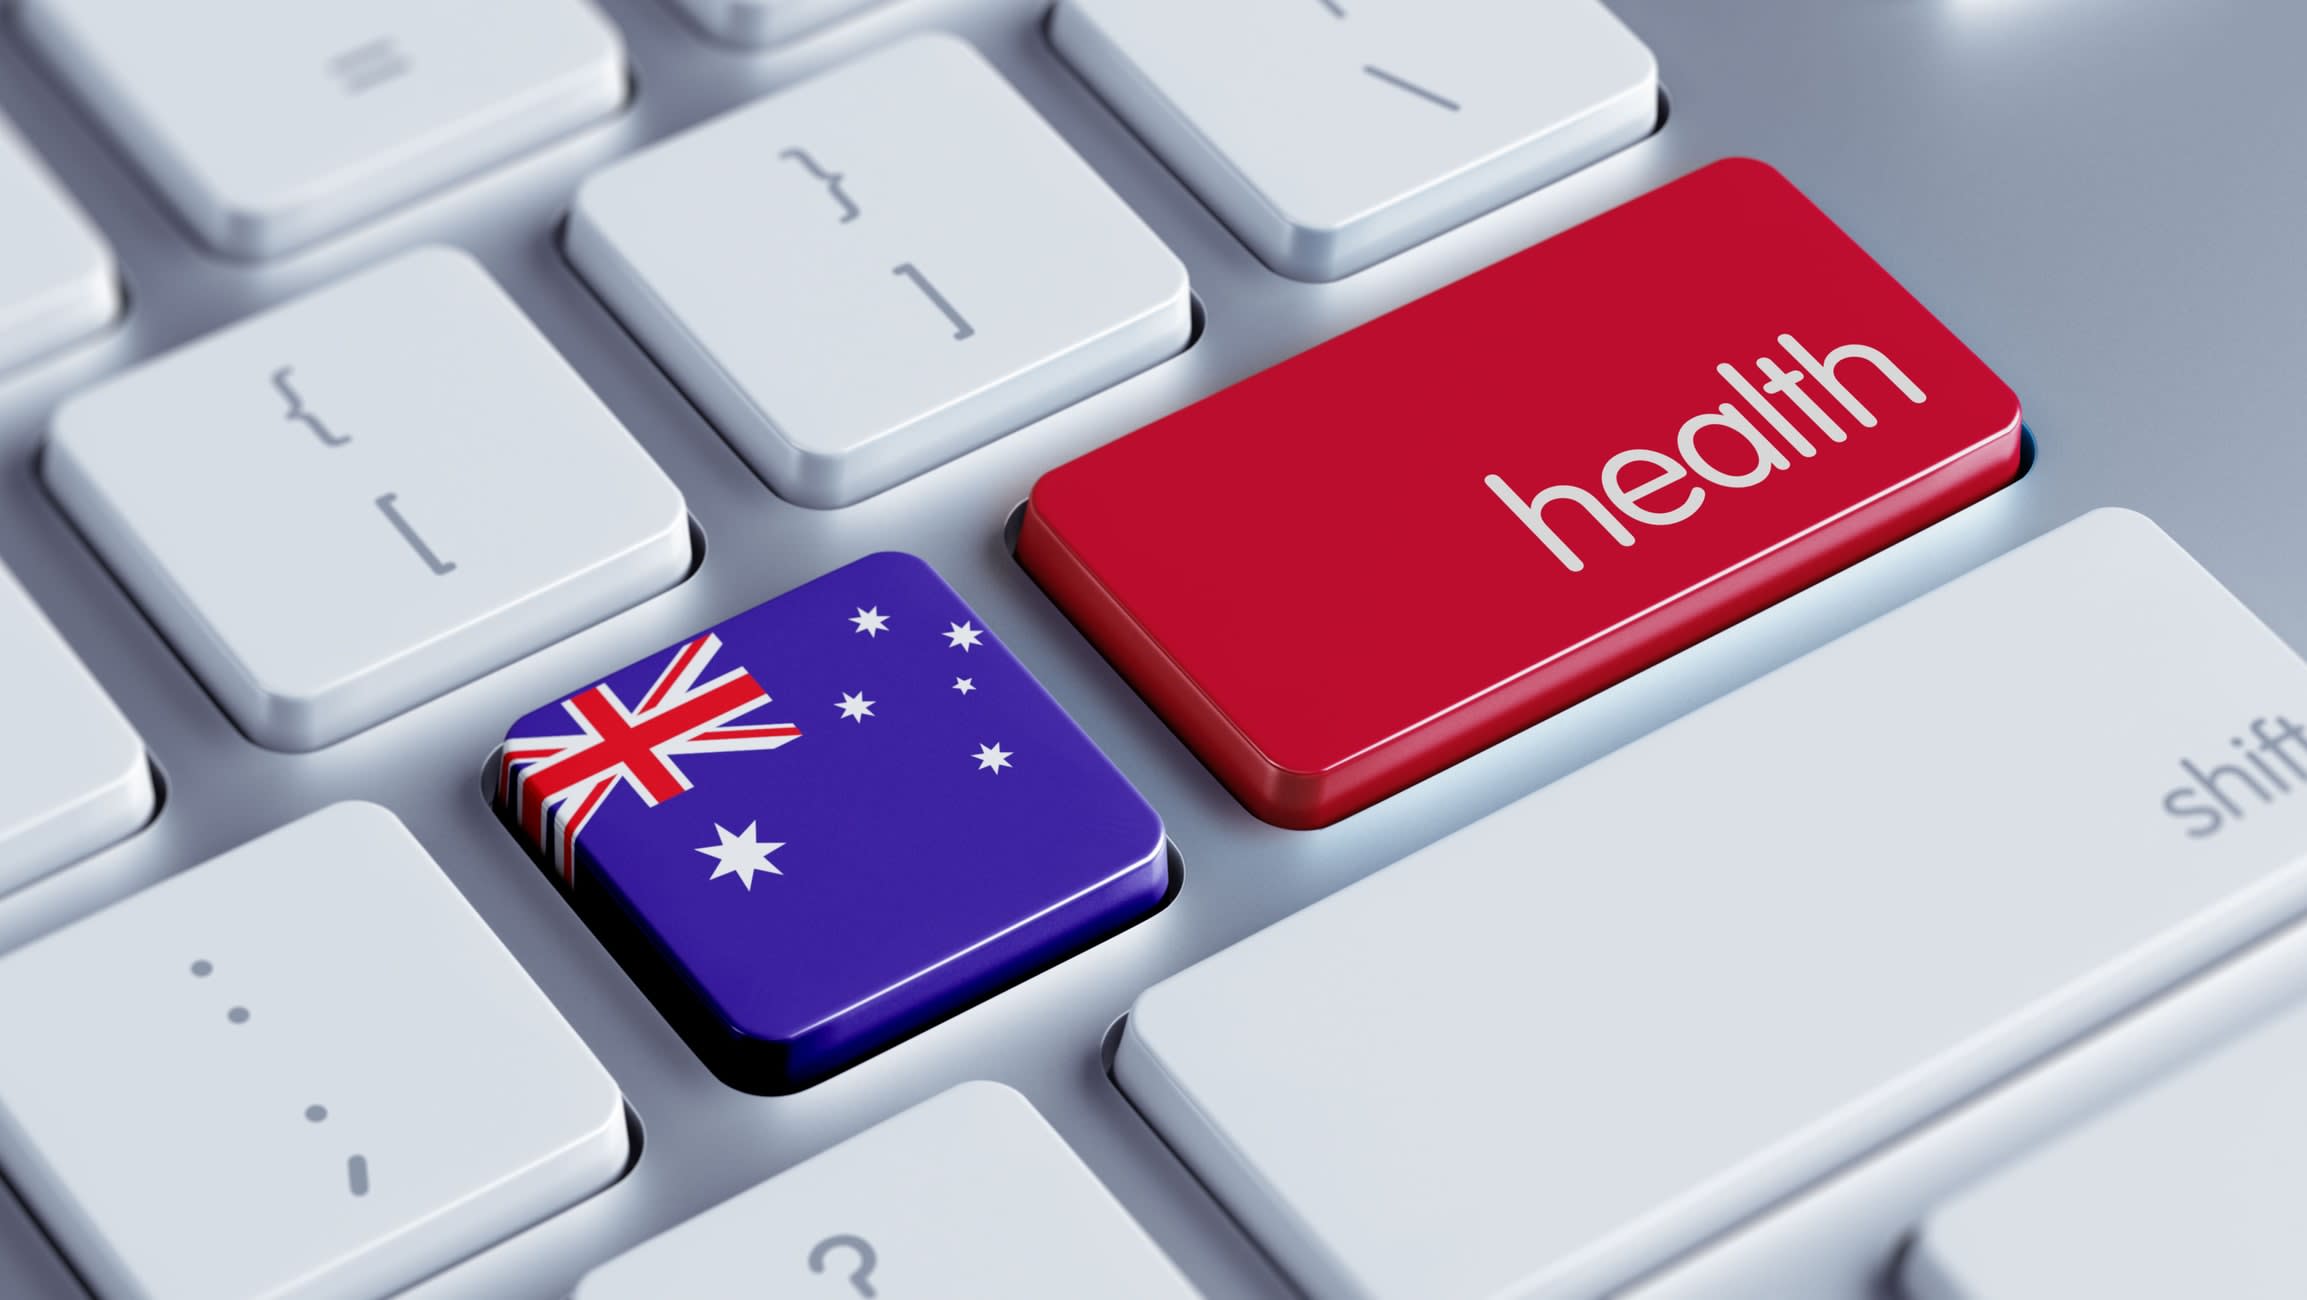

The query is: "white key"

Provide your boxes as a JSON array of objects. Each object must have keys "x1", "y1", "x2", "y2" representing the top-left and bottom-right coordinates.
[
  {"x1": 0, "y1": 802, "x2": 628, "y2": 1300},
  {"x1": 0, "y1": 114, "x2": 116, "y2": 375},
  {"x1": 662, "y1": 0, "x2": 881, "y2": 47},
  {"x1": 0, "y1": 559, "x2": 152, "y2": 893},
  {"x1": 1117, "y1": 509, "x2": 2307, "y2": 1300},
  {"x1": 576, "y1": 1082, "x2": 1197, "y2": 1299},
  {"x1": 568, "y1": 33, "x2": 1191, "y2": 508},
  {"x1": 1903, "y1": 985, "x2": 2307, "y2": 1300},
  {"x1": 1052, "y1": 0, "x2": 1659, "y2": 281},
  {"x1": 44, "y1": 247, "x2": 690, "y2": 751},
  {"x1": 19, "y1": 0, "x2": 626, "y2": 258}
]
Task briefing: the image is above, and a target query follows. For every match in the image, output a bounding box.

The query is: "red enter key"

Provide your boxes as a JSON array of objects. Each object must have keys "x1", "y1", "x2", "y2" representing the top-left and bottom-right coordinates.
[{"x1": 1021, "y1": 159, "x2": 2023, "y2": 828}]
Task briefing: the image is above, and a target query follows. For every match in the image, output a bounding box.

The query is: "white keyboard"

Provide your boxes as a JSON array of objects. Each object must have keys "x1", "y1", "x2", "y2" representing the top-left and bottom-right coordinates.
[{"x1": 3, "y1": 1, "x2": 2305, "y2": 1298}]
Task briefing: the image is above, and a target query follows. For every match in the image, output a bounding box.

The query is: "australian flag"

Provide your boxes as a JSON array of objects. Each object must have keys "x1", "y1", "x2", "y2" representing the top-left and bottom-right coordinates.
[{"x1": 491, "y1": 552, "x2": 1169, "y2": 1093}]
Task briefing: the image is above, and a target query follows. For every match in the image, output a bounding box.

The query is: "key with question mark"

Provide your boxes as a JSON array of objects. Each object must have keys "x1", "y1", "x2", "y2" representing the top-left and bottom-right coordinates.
[
  {"x1": 809, "y1": 1234, "x2": 878, "y2": 1296},
  {"x1": 571, "y1": 1084, "x2": 1196, "y2": 1298}
]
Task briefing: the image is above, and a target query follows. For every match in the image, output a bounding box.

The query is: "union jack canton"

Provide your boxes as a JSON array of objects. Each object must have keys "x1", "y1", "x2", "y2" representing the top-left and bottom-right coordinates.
[{"x1": 491, "y1": 633, "x2": 802, "y2": 884}]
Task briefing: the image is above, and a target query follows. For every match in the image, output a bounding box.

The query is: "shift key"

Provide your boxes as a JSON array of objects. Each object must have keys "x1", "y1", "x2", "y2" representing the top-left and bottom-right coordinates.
[
  {"x1": 1116, "y1": 509, "x2": 2307, "y2": 1299},
  {"x1": 1021, "y1": 158, "x2": 2023, "y2": 827}
]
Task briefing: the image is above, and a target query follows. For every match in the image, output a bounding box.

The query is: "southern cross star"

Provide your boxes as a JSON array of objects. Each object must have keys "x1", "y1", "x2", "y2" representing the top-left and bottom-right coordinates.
[{"x1": 698, "y1": 822, "x2": 785, "y2": 890}]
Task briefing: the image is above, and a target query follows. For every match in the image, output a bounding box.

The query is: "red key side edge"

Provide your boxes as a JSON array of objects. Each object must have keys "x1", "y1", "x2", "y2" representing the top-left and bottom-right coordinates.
[{"x1": 1021, "y1": 158, "x2": 2024, "y2": 829}]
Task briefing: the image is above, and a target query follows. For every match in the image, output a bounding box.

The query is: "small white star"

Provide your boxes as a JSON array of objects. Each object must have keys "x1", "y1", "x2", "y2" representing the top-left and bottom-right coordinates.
[
  {"x1": 836, "y1": 691, "x2": 875, "y2": 722},
  {"x1": 697, "y1": 822, "x2": 785, "y2": 891},
  {"x1": 944, "y1": 621, "x2": 985, "y2": 651},
  {"x1": 973, "y1": 742, "x2": 1013, "y2": 773},
  {"x1": 850, "y1": 607, "x2": 890, "y2": 637},
  {"x1": 952, "y1": 677, "x2": 976, "y2": 695}
]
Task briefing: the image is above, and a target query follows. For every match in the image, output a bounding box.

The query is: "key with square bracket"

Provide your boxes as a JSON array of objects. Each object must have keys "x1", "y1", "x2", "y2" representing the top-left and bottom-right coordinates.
[
  {"x1": 43, "y1": 246, "x2": 692, "y2": 751},
  {"x1": 18, "y1": 0, "x2": 627, "y2": 258},
  {"x1": 567, "y1": 33, "x2": 1191, "y2": 508},
  {"x1": 0, "y1": 558, "x2": 153, "y2": 895},
  {"x1": 1052, "y1": 0, "x2": 1659, "y2": 280},
  {"x1": 0, "y1": 802, "x2": 629, "y2": 1300}
]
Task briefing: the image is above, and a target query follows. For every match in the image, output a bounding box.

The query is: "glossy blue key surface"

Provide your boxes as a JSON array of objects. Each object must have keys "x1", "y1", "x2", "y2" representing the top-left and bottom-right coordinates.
[{"x1": 492, "y1": 552, "x2": 1168, "y2": 1092}]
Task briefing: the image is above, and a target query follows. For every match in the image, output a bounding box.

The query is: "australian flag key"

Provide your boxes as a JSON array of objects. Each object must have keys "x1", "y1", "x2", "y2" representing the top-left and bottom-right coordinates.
[{"x1": 491, "y1": 552, "x2": 1169, "y2": 1093}]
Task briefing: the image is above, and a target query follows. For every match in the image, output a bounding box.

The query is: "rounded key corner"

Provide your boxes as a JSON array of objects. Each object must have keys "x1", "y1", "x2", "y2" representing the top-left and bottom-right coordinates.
[
  {"x1": 1016, "y1": 472, "x2": 1114, "y2": 559},
  {"x1": 1020, "y1": 471, "x2": 1071, "y2": 523},
  {"x1": 42, "y1": 387, "x2": 107, "y2": 458},
  {"x1": 1893, "y1": 1227, "x2": 1970, "y2": 1300},
  {"x1": 1140, "y1": 267, "x2": 1201, "y2": 352},
  {"x1": 834, "y1": 549, "x2": 938, "y2": 583},
  {"x1": 0, "y1": 751, "x2": 165, "y2": 898},
  {"x1": 1264, "y1": 228, "x2": 1360, "y2": 286},
  {"x1": 562, "y1": 174, "x2": 619, "y2": 235},
  {"x1": 669, "y1": 509, "x2": 710, "y2": 584},
  {"x1": 1626, "y1": 42, "x2": 1666, "y2": 105},
  {"x1": 1118, "y1": 978, "x2": 1190, "y2": 1059},
  {"x1": 1240, "y1": 768, "x2": 1355, "y2": 832},
  {"x1": 92, "y1": 258, "x2": 128, "y2": 322},
  {"x1": 667, "y1": 0, "x2": 778, "y2": 49},
  {"x1": 1689, "y1": 155, "x2": 1794, "y2": 190},
  {"x1": 631, "y1": 492, "x2": 703, "y2": 583},
  {"x1": 198, "y1": 204, "x2": 297, "y2": 263},
  {"x1": 233, "y1": 696, "x2": 339, "y2": 755},
  {"x1": 393, "y1": 242, "x2": 500, "y2": 287},
  {"x1": 881, "y1": 26, "x2": 992, "y2": 73},
  {"x1": 186, "y1": 169, "x2": 355, "y2": 261},
  {"x1": 2076, "y1": 504, "x2": 2161, "y2": 537},
  {"x1": 758, "y1": 441, "x2": 876, "y2": 510},
  {"x1": 1182, "y1": 706, "x2": 1356, "y2": 830},
  {"x1": 231, "y1": 666, "x2": 381, "y2": 753},
  {"x1": 292, "y1": 800, "x2": 417, "y2": 848},
  {"x1": 679, "y1": 0, "x2": 888, "y2": 50},
  {"x1": 939, "y1": 1077, "x2": 1036, "y2": 1117},
  {"x1": 575, "y1": 1081, "x2": 641, "y2": 1185},
  {"x1": 2056, "y1": 506, "x2": 2191, "y2": 570},
  {"x1": 1111, "y1": 822, "x2": 1181, "y2": 912},
  {"x1": 108, "y1": 748, "x2": 163, "y2": 835},
  {"x1": 53, "y1": 256, "x2": 127, "y2": 342}
]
